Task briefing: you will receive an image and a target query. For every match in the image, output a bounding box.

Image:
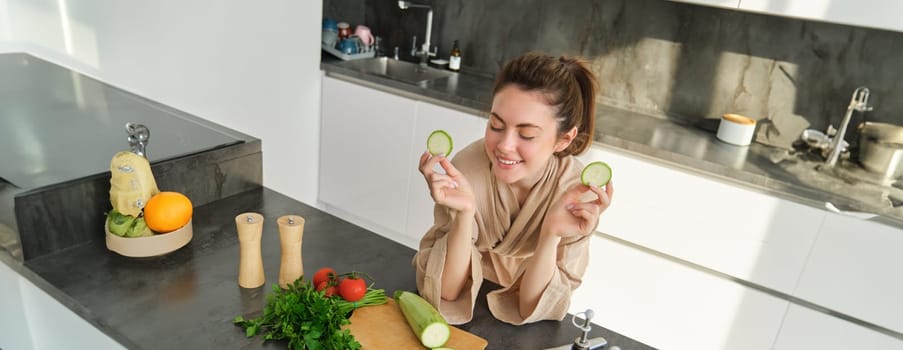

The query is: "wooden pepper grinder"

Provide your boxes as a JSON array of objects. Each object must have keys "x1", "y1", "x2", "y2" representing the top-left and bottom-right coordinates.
[
  {"x1": 236, "y1": 212, "x2": 265, "y2": 288},
  {"x1": 277, "y1": 215, "x2": 305, "y2": 288}
]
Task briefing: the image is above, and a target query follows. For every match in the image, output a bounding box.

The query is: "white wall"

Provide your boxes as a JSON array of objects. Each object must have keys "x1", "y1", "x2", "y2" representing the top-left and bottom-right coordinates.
[
  {"x1": 0, "y1": 0, "x2": 10, "y2": 42},
  {"x1": 0, "y1": 0, "x2": 323, "y2": 205}
]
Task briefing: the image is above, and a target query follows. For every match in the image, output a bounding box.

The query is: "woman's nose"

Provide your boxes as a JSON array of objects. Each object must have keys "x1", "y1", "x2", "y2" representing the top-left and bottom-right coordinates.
[{"x1": 498, "y1": 132, "x2": 517, "y2": 152}]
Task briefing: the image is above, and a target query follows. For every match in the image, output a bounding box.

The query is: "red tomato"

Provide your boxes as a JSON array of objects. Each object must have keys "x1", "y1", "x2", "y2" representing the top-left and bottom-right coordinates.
[
  {"x1": 313, "y1": 267, "x2": 336, "y2": 287},
  {"x1": 338, "y1": 277, "x2": 367, "y2": 302},
  {"x1": 316, "y1": 281, "x2": 336, "y2": 298}
]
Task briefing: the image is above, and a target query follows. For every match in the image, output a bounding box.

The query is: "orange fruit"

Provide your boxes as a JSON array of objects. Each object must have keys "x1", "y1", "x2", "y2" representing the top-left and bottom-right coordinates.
[{"x1": 143, "y1": 192, "x2": 193, "y2": 233}]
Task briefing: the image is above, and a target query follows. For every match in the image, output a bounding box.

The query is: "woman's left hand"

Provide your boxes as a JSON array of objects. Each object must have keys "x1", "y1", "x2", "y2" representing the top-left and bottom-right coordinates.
[{"x1": 542, "y1": 180, "x2": 614, "y2": 239}]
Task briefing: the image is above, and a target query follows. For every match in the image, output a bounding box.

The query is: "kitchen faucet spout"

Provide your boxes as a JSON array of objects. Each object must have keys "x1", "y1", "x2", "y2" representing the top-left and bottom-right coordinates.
[
  {"x1": 398, "y1": 1, "x2": 436, "y2": 67},
  {"x1": 826, "y1": 86, "x2": 872, "y2": 167}
]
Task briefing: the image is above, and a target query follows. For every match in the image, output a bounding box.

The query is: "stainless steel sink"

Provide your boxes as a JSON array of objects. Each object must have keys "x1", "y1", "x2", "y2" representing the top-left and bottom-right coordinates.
[
  {"x1": 335, "y1": 57, "x2": 453, "y2": 84},
  {"x1": 858, "y1": 122, "x2": 903, "y2": 179}
]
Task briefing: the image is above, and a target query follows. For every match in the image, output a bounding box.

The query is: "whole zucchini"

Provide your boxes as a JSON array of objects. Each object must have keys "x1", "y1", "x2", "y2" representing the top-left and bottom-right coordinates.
[{"x1": 394, "y1": 290, "x2": 450, "y2": 349}]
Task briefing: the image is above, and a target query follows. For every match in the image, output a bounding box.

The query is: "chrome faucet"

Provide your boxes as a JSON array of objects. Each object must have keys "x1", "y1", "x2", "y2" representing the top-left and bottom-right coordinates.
[
  {"x1": 398, "y1": 1, "x2": 437, "y2": 67},
  {"x1": 826, "y1": 87, "x2": 873, "y2": 167},
  {"x1": 544, "y1": 309, "x2": 609, "y2": 350}
]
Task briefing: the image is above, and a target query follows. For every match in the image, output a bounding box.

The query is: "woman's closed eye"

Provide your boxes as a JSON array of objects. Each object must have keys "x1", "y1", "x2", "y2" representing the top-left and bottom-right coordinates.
[
  {"x1": 489, "y1": 112, "x2": 538, "y2": 140},
  {"x1": 488, "y1": 126, "x2": 536, "y2": 141}
]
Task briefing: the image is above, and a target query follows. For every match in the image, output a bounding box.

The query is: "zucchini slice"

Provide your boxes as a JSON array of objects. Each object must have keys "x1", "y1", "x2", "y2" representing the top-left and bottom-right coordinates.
[
  {"x1": 581, "y1": 161, "x2": 612, "y2": 187},
  {"x1": 427, "y1": 130, "x2": 454, "y2": 157}
]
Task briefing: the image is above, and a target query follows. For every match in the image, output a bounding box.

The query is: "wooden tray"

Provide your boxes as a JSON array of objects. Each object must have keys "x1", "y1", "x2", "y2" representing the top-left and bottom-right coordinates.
[
  {"x1": 105, "y1": 219, "x2": 192, "y2": 257},
  {"x1": 346, "y1": 298, "x2": 488, "y2": 349}
]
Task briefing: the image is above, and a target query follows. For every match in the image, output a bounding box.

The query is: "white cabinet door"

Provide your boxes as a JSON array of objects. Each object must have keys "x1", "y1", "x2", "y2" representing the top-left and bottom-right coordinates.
[
  {"x1": 774, "y1": 304, "x2": 903, "y2": 349},
  {"x1": 319, "y1": 77, "x2": 417, "y2": 236},
  {"x1": 0, "y1": 261, "x2": 33, "y2": 350},
  {"x1": 570, "y1": 235, "x2": 788, "y2": 350},
  {"x1": 1, "y1": 260, "x2": 125, "y2": 350},
  {"x1": 669, "y1": 0, "x2": 739, "y2": 9},
  {"x1": 739, "y1": 0, "x2": 903, "y2": 33},
  {"x1": 577, "y1": 145, "x2": 824, "y2": 294},
  {"x1": 402, "y1": 102, "x2": 486, "y2": 249},
  {"x1": 793, "y1": 213, "x2": 903, "y2": 333},
  {"x1": 20, "y1": 277, "x2": 126, "y2": 350}
]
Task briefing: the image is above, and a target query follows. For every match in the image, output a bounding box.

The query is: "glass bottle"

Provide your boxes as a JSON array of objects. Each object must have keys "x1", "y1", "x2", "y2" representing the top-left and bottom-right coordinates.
[{"x1": 449, "y1": 40, "x2": 462, "y2": 72}]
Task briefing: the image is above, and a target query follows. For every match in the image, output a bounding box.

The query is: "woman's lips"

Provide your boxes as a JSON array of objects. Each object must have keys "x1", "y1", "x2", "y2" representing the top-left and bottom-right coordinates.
[{"x1": 496, "y1": 156, "x2": 523, "y2": 169}]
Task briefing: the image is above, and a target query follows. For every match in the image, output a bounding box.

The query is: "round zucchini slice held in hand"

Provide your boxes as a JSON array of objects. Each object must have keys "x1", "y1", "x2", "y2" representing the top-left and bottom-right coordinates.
[
  {"x1": 427, "y1": 130, "x2": 454, "y2": 157},
  {"x1": 581, "y1": 161, "x2": 612, "y2": 187}
]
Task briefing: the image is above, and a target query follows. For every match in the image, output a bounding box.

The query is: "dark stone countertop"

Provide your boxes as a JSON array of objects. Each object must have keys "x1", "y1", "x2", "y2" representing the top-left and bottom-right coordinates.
[
  {"x1": 321, "y1": 57, "x2": 903, "y2": 229},
  {"x1": 8, "y1": 188, "x2": 654, "y2": 350}
]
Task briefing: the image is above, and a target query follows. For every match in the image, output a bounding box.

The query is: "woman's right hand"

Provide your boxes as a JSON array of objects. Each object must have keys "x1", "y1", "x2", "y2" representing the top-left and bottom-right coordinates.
[{"x1": 419, "y1": 151, "x2": 475, "y2": 214}]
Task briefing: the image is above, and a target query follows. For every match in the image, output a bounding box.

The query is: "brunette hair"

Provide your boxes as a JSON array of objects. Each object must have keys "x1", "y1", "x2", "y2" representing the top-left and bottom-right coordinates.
[{"x1": 492, "y1": 52, "x2": 598, "y2": 157}]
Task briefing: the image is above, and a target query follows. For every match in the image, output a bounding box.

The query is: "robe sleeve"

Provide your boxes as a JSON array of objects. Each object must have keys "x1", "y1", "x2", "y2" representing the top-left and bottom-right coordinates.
[
  {"x1": 412, "y1": 204, "x2": 485, "y2": 325},
  {"x1": 485, "y1": 234, "x2": 591, "y2": 325}
]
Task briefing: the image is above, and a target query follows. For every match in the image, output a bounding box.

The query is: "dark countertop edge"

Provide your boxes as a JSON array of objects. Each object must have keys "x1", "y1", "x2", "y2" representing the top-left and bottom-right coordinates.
[
  {"x1": 0, "y1": 245, "x2": 139, "y2": 349},
  {"x1": 320, "y1": 61, "x2": 903, "y2": 230},
  {"x1": 323, "y1": 63, "x2": 491, "y2": 117}
]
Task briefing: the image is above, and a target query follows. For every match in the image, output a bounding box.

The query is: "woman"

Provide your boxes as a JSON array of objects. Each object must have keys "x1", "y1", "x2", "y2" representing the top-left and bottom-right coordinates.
[{"x1": 414, "y1": 52, "x2": 614, "y2": 325}]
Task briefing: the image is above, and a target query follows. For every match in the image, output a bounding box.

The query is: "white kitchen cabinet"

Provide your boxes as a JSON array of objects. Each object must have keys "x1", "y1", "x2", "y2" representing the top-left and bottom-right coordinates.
[
  {"x1": 319, "y1": 76, "x2": 486, "y2": 247},
  {"x1": 793, "y1": 213, "x2": 903, "y2": 334},
  {"x1": 669, "y1": 0, "x2": 739, "y2": 9},
  {"x1": 403, "y1": 102, "x2": 486, "y2": 249},
  {"x1": 739, "y1": 0, "x2": 903, "y2": 33},
  {"x1": 319, "y1": 76, "x2": 417, "y2": 236},
  {"x1": 577, "y1": 145, "x2": 825, "y2": 294},
  {"x1": 1, "y1": 260, "x2": 34, "y2": 350},
  {"x1": 570, "y1": 234, "x2": 789, "y2": 350},
  {"x1": 774, "y1": 304, "x2": 903, "y2": 349},
  {"x1": 1, "y1": 260, "x2": 124, "y2": 350}
]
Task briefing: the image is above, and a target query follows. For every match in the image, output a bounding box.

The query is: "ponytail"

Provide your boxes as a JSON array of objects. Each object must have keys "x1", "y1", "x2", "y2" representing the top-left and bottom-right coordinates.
[{"x1": 556, "y1": 56, "x2": 597, "y2": 157}]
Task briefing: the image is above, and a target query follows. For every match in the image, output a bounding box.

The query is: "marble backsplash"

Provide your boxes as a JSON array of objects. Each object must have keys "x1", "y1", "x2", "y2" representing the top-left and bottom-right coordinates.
[{"x1": 324, "y1": 0, "x2": 903, "y2": 149}]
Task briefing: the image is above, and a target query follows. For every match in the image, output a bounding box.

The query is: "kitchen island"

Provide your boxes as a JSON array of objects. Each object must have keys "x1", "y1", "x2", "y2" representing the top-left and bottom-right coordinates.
[
  {"x1": 10, "y1": 187, "x2": 653, "y2": 350},
  {"x1": 0, "y1": 53, "x2": 262, "y2": 262}
]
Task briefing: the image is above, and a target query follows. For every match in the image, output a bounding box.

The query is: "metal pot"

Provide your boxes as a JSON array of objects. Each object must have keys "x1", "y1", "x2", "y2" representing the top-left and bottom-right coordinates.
[{"x1": 857, "y1": 122, "x2": 903, "y2": 179}]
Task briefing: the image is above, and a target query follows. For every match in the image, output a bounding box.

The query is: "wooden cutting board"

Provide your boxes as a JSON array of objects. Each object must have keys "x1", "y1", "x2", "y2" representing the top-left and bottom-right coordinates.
[{"x1": 346, "y1": 298, "x2": 488, "y2": 350}]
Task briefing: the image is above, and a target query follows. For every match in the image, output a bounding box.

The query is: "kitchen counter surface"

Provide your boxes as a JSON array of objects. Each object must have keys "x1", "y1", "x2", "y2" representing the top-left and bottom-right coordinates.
[
  {"x1": 9, "y1": 188, "x2": 654, "y2": 350},
  {"x1": 321, "y1": 57, "x2": 903, "y2": 228}
]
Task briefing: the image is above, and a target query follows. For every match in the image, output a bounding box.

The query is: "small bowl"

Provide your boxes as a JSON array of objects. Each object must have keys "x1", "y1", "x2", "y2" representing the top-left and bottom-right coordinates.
[
  {"x1": 430, "y1": 59, "x2": 449, "y2": 69},
  {"x1": 105, "y1": 219, "x2": 193, "y2": 257}
]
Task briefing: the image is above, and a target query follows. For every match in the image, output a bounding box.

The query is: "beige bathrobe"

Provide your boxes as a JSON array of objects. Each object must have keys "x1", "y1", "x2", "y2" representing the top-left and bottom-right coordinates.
[{"x1": 413, "y1": 139, "x2": 591, "y2": 325}]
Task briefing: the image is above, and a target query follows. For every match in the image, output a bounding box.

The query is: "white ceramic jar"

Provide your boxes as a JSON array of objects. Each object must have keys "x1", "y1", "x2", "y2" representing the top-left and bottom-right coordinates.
[{"x1": 716, "y1": 114, "x2": 757, "y2": 146}]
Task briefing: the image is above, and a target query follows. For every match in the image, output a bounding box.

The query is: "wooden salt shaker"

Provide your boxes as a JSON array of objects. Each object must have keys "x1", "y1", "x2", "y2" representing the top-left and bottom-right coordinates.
[
  {"x1": 277, "y1": 215, "x2": 305, "y2": 288},
  {"x1": 236, "y1": 212, "x2": 265, "y2": 288}
]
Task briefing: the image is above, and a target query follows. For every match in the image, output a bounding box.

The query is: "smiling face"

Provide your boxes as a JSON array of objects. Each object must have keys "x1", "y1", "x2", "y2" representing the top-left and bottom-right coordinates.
[{"x1": 484, "y1": 85, "x2": 576, "y2": 191}]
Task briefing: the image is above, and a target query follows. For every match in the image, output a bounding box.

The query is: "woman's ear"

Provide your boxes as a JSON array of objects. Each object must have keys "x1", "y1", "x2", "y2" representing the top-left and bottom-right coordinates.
[{"x1": 555, "y1": 127, "x2": 578, "y2": 152}]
